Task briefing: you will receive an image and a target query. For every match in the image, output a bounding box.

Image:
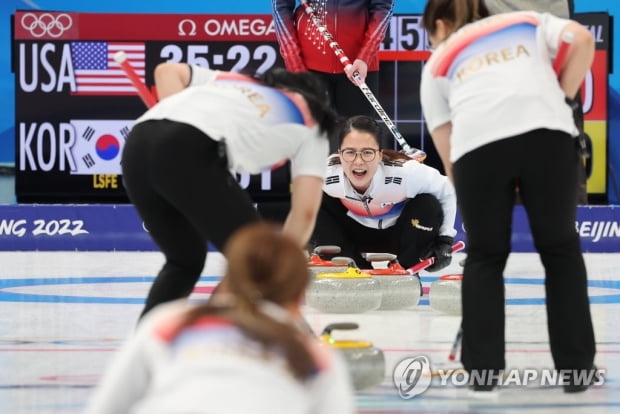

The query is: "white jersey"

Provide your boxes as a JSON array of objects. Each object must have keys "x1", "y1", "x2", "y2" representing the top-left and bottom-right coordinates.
[
  {"x1": 323, "y1": 155, "x2": 457, "y2": 236},
  {"x1": 420, "y1": 11, "x2": 578, "y2": 163},
  {"x1": 136, "y1": 66, "x2": 329, "y2": 178},
  {"x1": 85, "y1": 300, "x2": 355, "y2": 414}
]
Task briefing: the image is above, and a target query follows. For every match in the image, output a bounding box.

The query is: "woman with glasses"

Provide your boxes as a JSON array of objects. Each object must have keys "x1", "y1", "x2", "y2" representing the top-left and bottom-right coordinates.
[{"x1": 311, "y1": 115, "x2": 457, "y2": 272}]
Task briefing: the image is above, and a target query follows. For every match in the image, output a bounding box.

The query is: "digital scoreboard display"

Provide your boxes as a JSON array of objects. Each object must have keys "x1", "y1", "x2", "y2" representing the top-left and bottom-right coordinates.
[{"x1": 12, "y1": 11, "x2": 609, "y2": 204}]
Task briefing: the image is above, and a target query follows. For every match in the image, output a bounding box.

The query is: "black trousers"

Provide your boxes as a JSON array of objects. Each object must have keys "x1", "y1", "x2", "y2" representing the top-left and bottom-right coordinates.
[
  {"x1": 311, "y1": 70, "x2": 379, "y2": 152},
  {"x1": 311, "y1": 193, "x2": 442, "y2": 269},
  {"x1": 121, "y1": 120, "x2": 260, "y2": 318},
  {"x1": 453, "y1": 129, "x2": 596, "y2": 373}
]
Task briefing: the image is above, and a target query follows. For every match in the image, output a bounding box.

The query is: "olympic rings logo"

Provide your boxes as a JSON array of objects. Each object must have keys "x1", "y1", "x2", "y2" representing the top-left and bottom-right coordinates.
[{"x1": 20, "y1": 13, "x2": 73, "y2": 38}]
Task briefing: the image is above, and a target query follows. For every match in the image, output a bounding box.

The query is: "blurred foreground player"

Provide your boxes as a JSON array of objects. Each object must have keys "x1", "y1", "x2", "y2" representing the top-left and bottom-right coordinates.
[{"x1": 85, "y1": 223, "x2": 355, "y2": 414}]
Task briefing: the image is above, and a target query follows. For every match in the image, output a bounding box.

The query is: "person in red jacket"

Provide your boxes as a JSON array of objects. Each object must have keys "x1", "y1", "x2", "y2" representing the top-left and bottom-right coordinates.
[{"x1": 272, "y1": 0, "x2": 394, "y2": 151}]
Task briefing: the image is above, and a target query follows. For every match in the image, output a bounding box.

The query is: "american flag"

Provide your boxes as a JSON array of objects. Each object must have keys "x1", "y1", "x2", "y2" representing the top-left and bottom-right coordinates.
[{"x1": 71, "y1": 42, "x2": 146, "y2": 95}]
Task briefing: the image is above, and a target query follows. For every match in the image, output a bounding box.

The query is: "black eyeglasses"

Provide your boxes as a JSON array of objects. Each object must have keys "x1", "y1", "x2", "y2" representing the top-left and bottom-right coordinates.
[{"x1": 339, "y1": 148, "x2": 380, "y2": 162}]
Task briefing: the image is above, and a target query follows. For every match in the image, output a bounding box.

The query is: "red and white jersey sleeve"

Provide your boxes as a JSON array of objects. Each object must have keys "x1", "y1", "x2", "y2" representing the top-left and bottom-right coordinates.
[{"x1": 272, "y1": 0, "x2": 394, "y2": 74}]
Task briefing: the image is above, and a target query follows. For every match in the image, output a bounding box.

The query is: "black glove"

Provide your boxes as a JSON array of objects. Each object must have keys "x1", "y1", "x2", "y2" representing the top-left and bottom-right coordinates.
[{"x1": 423, "y1": 236, "x2": 454, "y2": 272}]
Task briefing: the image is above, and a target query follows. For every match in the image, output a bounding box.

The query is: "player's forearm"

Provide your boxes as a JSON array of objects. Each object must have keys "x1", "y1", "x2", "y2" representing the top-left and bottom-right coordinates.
[
  {"x1": 558, "y1": 24, "x2": 595, "y2": 100},
  {"x1": 154, "y1": 63, "x2": 191, "y2": 100},
  {"x1": 283, "y1": 209, "x2": 318, "y2": 248}
]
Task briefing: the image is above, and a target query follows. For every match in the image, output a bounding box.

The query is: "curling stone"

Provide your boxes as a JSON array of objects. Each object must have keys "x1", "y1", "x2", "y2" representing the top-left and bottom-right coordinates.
[
  {"x1": 429, "y1": 274, "x2": 462, "y2": 315},
  {"x1": 307, "y1": 245, "x2": 353, "y2": 278},
  {"x1": 320, "y1": 323, "x2": 385, "y2": 390},
  {"x1": 364, "y1": 253, "x2": 421, "y2": 310},
  {"x1": 306, "y1": 267, "x2": 381, "y2": 313}
]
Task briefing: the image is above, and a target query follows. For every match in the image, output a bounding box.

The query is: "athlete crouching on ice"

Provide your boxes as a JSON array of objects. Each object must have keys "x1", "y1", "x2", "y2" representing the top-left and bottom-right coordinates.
[
  {"x1": 121, "y1": 63, "x2": 339, "y2": 320},
  {"x1": 85, "y1": 223, "x2": 355, "y2": 414},
  {"x1": 311, "y1": 115, "x2": 457, "y2": 271}
]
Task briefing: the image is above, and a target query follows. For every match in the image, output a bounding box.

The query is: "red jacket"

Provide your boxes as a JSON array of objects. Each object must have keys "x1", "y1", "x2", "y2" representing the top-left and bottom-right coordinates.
[{"x1": 272, "y1": 0, "x2": 394, "y2": 73}]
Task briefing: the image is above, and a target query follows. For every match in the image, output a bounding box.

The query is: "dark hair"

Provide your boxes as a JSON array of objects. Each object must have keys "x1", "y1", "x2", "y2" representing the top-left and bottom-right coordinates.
[
  {"x1": 257, "y1": 68, "x2": 341, "y2": 137},
  {"x1": 422, "y1": 0, "x2": 490, "y2": 36},
  {"x1": 337, "y1": 115, "x2": 383, "y2": 149},
  {"x1": 336, "y1": 115, "x2": 411, "y2": 162},
  {"x1": 170, "y1": 222, "x2": 317, "y2": 380}
]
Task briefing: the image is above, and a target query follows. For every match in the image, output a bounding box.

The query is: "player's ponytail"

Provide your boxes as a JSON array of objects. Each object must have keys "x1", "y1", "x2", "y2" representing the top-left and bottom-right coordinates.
[
  {"x1": 422, "y1": 0, "x2": 490, "y2": 36},
  {"x1": 258, "y1": 68, "x2": 342, "y2": 137},
  {"x1": 169, "y1": 223, "x2": 319, "y2": 380}
]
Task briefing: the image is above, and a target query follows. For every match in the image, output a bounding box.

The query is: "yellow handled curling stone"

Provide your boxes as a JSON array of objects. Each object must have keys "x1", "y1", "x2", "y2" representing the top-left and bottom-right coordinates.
[
  {"x1": 320, "y1": 322, "x2": 385, "y2": 390},
  {"x1": 306, "y1": 267, "x2": 381, "y2": 313}
]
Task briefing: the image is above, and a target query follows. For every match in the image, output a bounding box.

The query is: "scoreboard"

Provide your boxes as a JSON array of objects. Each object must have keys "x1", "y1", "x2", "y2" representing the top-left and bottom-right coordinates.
[
  {"x1": 11, "y1": 11, "x2": 610, "y2": 204},
  {"x1": 13, "y1": 12, "x2": 287, "y2": 203}
]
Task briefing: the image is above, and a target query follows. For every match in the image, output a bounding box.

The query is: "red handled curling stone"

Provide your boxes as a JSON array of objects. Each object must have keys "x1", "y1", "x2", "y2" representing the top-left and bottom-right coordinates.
[
  {"x1": 429, "y1": 274, "x2": 462, "y2": 315},
  {"x1": 307, "y1": 245, "x2": 353, "y2": 278},
  {"x1": 363, "y1": 252, "x2": 421, "y2": 310}
]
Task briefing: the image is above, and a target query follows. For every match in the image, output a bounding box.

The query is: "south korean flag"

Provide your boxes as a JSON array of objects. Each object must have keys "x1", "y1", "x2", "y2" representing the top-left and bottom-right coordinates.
[{"x1": 69, "y1": 120, "x2": 132, "y2": 175}]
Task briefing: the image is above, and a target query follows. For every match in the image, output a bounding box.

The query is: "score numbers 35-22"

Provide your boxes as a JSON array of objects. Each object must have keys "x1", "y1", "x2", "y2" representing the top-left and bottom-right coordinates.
[{"x1": 159, "y1": 44, "x2": 279, "y2": 72}]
